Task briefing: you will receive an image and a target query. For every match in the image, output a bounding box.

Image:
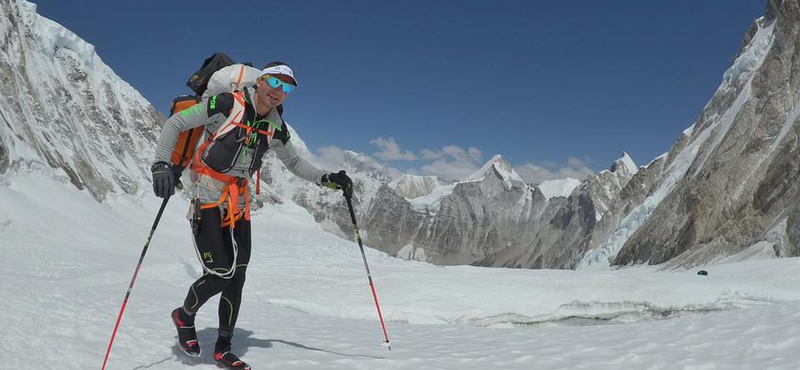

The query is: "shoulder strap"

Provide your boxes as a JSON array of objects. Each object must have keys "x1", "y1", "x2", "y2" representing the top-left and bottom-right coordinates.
[{"x1": 207, "y1": 91, "x2": 247, "y2": 141}]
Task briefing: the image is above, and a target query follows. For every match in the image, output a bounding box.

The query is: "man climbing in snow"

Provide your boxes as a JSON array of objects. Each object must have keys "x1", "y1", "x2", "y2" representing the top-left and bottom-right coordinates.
[{"x1": 150, "y1": 62, "x2": 353, "y2": 370}]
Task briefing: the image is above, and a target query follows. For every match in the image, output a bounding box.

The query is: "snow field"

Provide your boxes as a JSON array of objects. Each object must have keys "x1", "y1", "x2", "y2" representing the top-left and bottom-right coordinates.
[{"x1": 2, "y1": 175, "x2": 800, "y2": 369}]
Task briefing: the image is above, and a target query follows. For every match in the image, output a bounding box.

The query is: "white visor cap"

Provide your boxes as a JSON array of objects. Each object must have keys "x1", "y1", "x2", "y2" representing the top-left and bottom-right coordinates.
[{"x1": 260, "y1": 64, "x2": 298, "y2": 86}]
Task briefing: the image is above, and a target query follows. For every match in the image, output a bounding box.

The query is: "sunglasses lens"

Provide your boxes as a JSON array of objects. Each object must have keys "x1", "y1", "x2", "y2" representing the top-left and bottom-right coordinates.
[
  {"x1": 268, "y1": 76, "x2": 282, "y2": 88},
  {"x1": 266, "y1": 76, "x2": 295, "y2": 94}
]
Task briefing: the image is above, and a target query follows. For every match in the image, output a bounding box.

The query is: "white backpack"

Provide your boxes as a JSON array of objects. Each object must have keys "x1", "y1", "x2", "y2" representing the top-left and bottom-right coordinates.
[{"x1": 202, "y1": 64, "x2": 261, "y2": 98}]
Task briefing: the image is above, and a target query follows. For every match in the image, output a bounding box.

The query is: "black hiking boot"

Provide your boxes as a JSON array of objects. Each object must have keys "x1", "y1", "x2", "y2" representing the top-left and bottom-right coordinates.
[
  {"x1": 214, "y1": 333, "x2": 250, "y2": 370},
  {"x1": 214, "y1": 351, "x2": 251, "y2": 370},
  {"x1": 171, "y1": 307, "x2": 200, "y2": 357}
]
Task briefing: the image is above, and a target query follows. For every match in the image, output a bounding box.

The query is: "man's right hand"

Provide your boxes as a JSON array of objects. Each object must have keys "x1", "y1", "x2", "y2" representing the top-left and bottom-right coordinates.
[
  {"x1": 321, "y1": 170, "x2": 353, "y2": 198},
  {"x1": 151, "y1": 162, "x2": 176, "y2": 198}
]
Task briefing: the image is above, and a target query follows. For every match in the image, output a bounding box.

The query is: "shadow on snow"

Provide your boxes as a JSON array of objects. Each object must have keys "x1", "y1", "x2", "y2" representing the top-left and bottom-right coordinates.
[{"x1": 132, "y1": 327, "x2": 385, "y2": 369}]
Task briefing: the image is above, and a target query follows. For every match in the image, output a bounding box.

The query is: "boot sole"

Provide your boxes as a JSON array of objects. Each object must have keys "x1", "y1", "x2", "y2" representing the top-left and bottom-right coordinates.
[
  {"x1": 215, "y1": 362, "x2": 251, "y2": 370},
  {"x1": 177, "y1": 340, "x2": 202, "y2": 358}
]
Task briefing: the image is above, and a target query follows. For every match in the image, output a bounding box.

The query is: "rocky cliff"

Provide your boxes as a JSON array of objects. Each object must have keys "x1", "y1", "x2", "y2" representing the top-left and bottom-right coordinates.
[
  {"x1": 613, "y1": 1, "x2": 800, "y2": 268},
  {"x1": 0, "y1": 0, "x2": 162, "y2": 200}
]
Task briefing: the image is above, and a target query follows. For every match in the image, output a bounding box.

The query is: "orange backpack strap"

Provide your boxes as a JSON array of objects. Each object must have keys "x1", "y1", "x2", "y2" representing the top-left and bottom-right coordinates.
[
  {"x1": 196, "y1": 167, "x2": 251, "y2": 227},
  {"x1": 191, "y1": 91, "x2": 246, "y2": 169},
  {"x1": 192, "y1": 91, "x2": 251, "y2": 228}
]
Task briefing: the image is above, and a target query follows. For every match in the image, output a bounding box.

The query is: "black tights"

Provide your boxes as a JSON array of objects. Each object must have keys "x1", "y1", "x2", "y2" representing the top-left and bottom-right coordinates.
[{"x1": 182, "y1": 207, "x2": 251, "y2": 333}]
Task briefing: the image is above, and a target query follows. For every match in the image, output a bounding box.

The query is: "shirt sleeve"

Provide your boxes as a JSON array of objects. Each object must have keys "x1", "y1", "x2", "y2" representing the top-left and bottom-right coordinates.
[
  {"x1": 271, "y1": 122, "x2": 329, "y2": 184},
  {"x1": 152, "y1": 93, "x2": 233, "y2": 165}
]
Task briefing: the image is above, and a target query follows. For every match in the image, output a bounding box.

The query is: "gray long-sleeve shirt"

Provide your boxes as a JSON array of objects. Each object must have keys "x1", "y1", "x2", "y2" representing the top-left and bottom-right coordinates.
[{"x1": 154, "y1": 86, "x2": 328, "y2": 208}]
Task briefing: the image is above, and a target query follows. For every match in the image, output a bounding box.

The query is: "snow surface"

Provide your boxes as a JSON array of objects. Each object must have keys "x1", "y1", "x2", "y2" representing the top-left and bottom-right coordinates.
[
  {"x1": 536, "y1": 178, "x2": 581, "y2": 200},
  {"x1": 4, "y1": 175, "x2": 800, "y2": 369},
  {"x1": 407, "y1": 184, "x2": 456, "y2": 214},
  {"x1": 389, "y1": 174, "x2": 442, "y2": 200}
]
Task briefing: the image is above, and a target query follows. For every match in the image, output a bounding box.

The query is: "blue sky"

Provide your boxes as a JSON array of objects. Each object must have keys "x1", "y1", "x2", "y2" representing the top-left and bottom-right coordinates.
[{"x1": 34, "y1": 1, "x2": 766, "y2": 183}]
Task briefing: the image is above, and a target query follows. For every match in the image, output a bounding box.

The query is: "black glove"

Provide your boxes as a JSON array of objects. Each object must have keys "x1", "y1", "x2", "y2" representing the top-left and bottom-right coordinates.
[
  {"x1": 322, "y1": 170, "x2": 353, "y2": 198},
  {"x1": 151, "y1": 161, "x2": 176, "y2": 198},
  {"x1": 170, "y1": 164, "x2": 185, "y2": 190}
]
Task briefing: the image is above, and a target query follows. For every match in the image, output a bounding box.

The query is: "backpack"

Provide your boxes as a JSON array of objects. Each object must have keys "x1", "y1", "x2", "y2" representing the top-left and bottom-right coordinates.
[
  {"x1": 166, "y1": 53, "x2": 285, "y2": 194},
  {"x1": 168, "y1": 95, "x2": 204, "y2": 171},
  {"x1": 167, "y1": 53, "x2": 266, "y2": 173},
  {"x1": 203, "y1": 64, "x2": 262, "y2": 98},
  {"x1": 186, "y1": 52, "x2": 235, "y2": 96}
]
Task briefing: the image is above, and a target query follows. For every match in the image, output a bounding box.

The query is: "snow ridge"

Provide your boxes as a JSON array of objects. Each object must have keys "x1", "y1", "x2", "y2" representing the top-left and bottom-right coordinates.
[{"x1": 536, "y1": 178, "x2": 581, "y2": 200}]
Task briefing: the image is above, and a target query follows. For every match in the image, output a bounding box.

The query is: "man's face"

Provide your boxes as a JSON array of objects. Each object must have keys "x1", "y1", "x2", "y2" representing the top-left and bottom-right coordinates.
[{"x1": 255, "y1": 74, "x2": 294, "y2": 112}]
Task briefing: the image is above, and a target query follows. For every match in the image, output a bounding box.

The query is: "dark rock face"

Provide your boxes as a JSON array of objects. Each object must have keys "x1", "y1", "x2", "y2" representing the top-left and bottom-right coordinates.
[{"x1": 615, "y1": 2, "x2": 800, "y2": 268}]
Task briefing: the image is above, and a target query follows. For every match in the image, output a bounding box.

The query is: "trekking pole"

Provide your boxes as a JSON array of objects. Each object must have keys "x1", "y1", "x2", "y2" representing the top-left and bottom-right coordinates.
[
  {"x1": 344, "y1": 194, "x2": 392, "y2": 351},
  {"x1": 101, "y1": 196, "x2": 170, "y2": 370}
]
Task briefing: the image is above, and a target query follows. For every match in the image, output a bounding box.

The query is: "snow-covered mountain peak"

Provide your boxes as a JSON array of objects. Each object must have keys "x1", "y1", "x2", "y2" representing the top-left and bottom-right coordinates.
[
  {"x1": 536, "y1": 177, "x2": 581, "y2": 200},
  {"x1": 468, "y1": 154, "x2": 525, "y2": 186},
  {"x1": 389, "y1": 174, "x2": 442, "y2": 199},
  {"x1": 610, "y1": 152, "x2": 638, "y2": 176}
]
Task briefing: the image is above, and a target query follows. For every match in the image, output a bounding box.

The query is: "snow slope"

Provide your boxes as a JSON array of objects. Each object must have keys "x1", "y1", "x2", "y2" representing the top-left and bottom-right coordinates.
[
  {"x1": 536, "y1": 178, "x2": 581, "y2": 200},
  {"x1": 2, "y1": 175, "x2": 800, "y2": 369}
]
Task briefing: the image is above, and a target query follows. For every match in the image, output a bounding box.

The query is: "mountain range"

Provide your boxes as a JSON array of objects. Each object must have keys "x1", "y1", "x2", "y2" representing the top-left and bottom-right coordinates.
[{"x1": 2, "y1": 0, "x2": 799, "y2": 270}]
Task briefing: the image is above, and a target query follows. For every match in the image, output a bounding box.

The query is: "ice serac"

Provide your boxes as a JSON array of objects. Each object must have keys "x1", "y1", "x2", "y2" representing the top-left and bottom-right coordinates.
[
  {"x1": 614, "y1": 0, "x2": 800, "y2": 268},
  {"x1": 0, "y1": 0, "x2": 163, "y2": 200}
]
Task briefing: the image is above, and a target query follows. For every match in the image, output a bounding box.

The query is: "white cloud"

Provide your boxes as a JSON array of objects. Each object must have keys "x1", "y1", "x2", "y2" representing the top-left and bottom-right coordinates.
[
  {"x1": 514, "y1": 157, "x2": 595, "y2": 185},
  {"x1": 307, "y1": 139, "x2": 593, "y2": 186},
  {"x1": 440, "y1": 145, "x2": 482, "y2": 164},
  {"x1": 307, "y1": 145, "x2": 406, "y2": 179},
  {"x1": 354, "y1": 140, "x2": 486, "y2": 180},
  {"x1": 314, "y1": 145, "x2": 347, "y2": 168},
  {"x1": 568, "y1": 157, "x2": 590, "y2": 168},
  {"x1": 421, "y1": 159, "x2": 481, "y2": 181},
  {"x1": 468, "y1": 147, "x2": 482, "y2": 161},
  {"x1": 370, "y1": 137, "x2": 416, "y2": 161},
  {"x1": 420, "y1": 148, "x2": 443, "y2": 160},
  {"x1": 418, "y1": 145, "x2": 484, "y2": 181}
]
